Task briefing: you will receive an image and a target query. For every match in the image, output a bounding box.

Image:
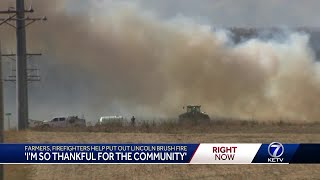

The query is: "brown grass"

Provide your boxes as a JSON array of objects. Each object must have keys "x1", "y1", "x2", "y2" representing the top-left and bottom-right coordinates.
[
  {"x1": 30, "y1": 119, "x2": 320, "y2": 134},
  {"x1": 3, "y1": 122, "x2": 320, "y2": 180}
]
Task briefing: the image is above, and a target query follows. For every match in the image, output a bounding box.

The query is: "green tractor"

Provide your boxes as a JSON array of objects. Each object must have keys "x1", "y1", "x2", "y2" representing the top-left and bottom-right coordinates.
[{"x1": 178, "y1": 105, "x2": 210, "y2": 124}]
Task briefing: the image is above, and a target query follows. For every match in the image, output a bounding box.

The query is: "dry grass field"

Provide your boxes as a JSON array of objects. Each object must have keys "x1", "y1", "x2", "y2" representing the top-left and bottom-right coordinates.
[{"x1": 3, "y1": 122, "x2": 320, "y2": 180}]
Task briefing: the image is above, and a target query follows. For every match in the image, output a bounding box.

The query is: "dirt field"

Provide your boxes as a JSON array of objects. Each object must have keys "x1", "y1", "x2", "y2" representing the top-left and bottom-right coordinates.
[{"x1": 3, "y1": 124, "x2": 320, "y2": 180}]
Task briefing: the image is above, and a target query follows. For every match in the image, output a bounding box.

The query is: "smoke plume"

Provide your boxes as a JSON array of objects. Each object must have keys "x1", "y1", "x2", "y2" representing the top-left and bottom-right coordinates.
[{"x1": 1, "y1": 0, "x2": 320, "y2": 122}]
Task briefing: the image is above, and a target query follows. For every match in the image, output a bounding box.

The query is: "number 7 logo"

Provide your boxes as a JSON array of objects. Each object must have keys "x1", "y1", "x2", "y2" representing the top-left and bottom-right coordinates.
[{"x1": 268, "y1": 142, "x2": 284, "y2": 158}]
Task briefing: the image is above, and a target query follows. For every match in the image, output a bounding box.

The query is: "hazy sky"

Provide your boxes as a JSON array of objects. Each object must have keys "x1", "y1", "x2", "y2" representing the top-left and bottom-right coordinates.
[
  {"x1": 3, "y1": 0, "x2": 320, "y2": 27},
  {"x1": 143, "y1": 0, "x2": 320, "y2": 27},
  {"x1": 72, "y1": 0, "x2": 320, "y2": 27}
]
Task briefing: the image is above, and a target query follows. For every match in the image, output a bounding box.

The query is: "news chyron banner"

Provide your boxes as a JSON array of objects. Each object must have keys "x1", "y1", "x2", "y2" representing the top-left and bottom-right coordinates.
[{"x1": 0, "y1": 143, "x2": 319, "y2": 164}]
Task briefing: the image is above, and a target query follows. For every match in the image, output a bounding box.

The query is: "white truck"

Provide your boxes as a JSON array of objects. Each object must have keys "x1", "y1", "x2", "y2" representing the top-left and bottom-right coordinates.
[{"x1": 41, "y1": 116, "x2": 86, "y2": 128}]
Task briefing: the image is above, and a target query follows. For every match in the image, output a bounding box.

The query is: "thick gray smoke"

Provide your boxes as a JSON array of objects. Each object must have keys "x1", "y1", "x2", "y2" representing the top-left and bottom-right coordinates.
[{"x1": 1, "y1": 0, "x2": 320, "y2": 123}]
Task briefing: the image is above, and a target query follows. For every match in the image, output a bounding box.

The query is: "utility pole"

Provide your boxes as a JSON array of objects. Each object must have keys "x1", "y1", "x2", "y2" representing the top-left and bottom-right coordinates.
[
  {"x1": 0, "y1": 42, "x2": 4, "y2": 180},
  {"x1": 16, "y1": 0, "x2": 28, "y2": 130},
  {"x1": 0, "y1": 1, "x2": 47, "y2": 130}
]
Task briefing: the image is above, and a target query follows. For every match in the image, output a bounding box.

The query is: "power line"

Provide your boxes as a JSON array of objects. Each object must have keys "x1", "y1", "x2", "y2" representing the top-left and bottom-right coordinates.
[
  {"x1": 3, "y1": 53, "x2": 42, "y2": 82},
  {"x1": 0, "y1": 0, "x2": 47, "y2": 130}
]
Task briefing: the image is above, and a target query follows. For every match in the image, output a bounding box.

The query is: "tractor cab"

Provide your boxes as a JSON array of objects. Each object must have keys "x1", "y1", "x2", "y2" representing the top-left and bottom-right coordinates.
[{"x1": 186, "y1": 105, "x2": 201, "y2": 113}]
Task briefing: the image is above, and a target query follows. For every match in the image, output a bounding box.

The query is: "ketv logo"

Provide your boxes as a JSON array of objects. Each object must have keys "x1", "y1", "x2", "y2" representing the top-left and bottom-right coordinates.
[{"x1": 268, "y1": 142, "x2": 284, "y2": 163}]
